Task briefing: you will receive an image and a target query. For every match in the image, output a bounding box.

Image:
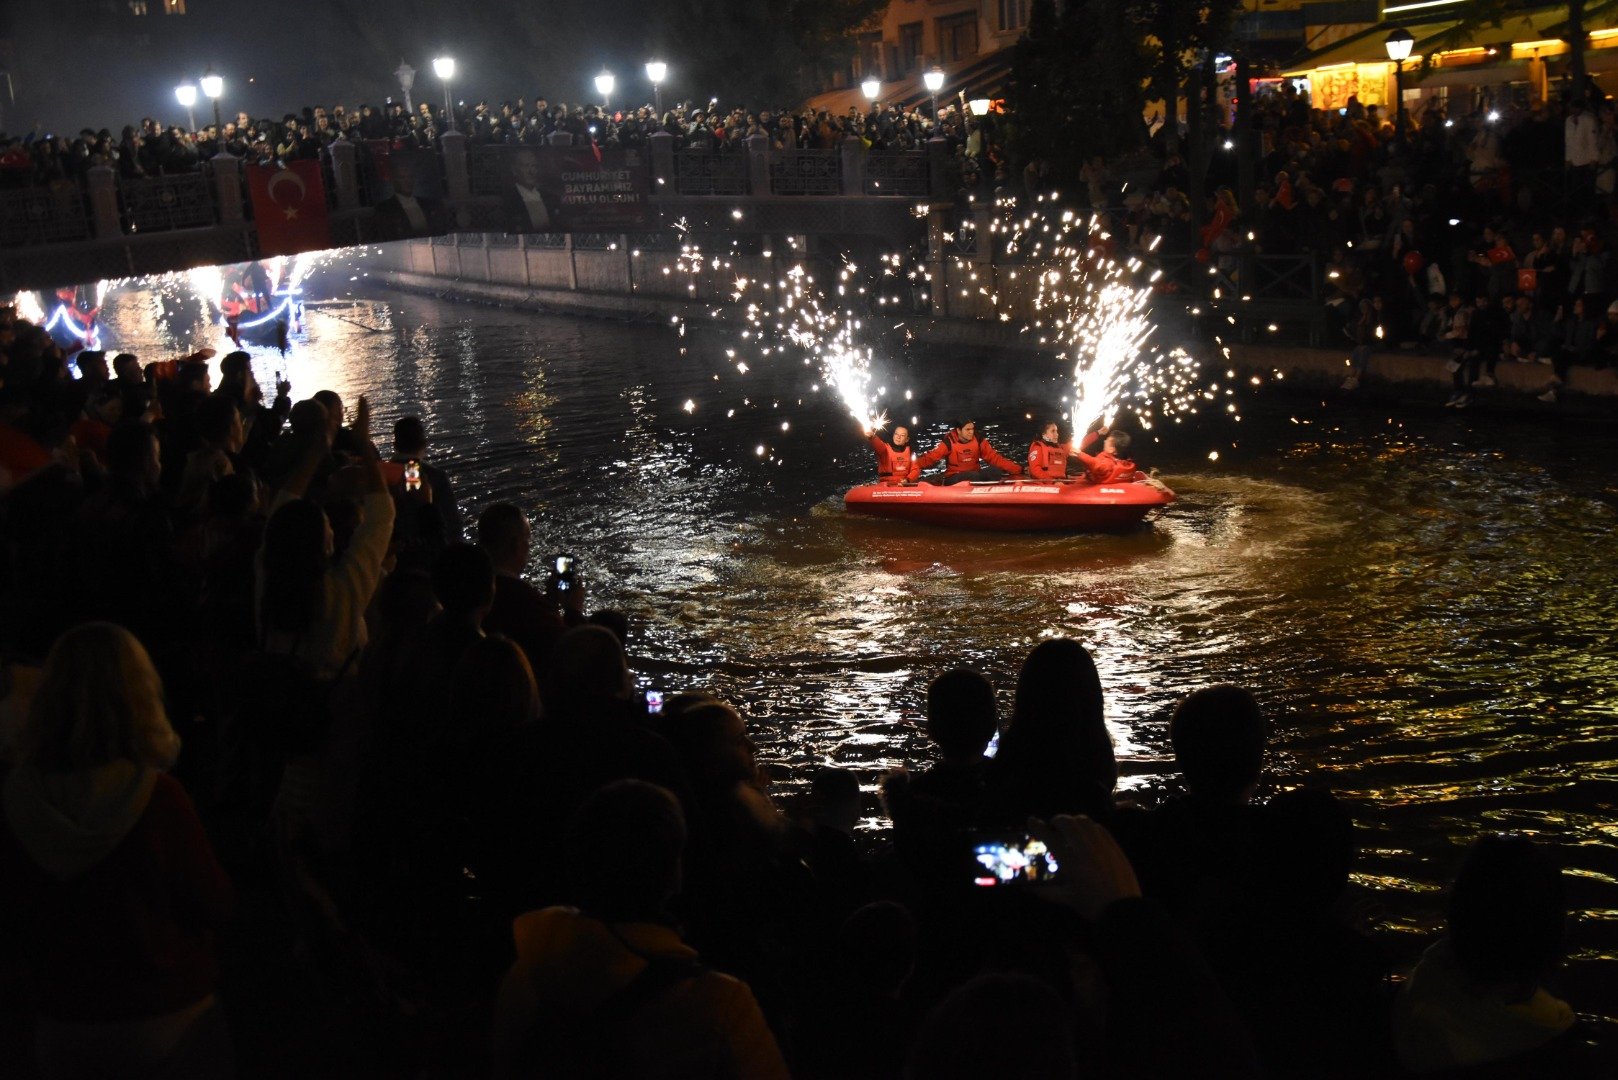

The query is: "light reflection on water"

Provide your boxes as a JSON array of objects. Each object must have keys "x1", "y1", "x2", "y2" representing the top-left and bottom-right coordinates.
[{"x1": 98, "y1": 281, "x2": 1618, "y2": 1017}]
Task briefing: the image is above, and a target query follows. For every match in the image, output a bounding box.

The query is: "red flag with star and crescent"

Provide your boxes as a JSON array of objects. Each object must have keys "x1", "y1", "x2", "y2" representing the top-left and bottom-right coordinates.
[{"x1": 247, "y1": 160, "x2": 331, "y2": 257}]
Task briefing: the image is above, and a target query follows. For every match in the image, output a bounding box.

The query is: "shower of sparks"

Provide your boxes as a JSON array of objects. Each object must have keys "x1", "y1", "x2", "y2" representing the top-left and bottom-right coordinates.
[
  {"x1": 736, "y1": 262, "x2": 887, "y2": 434},
  {"x1": 984, "y1": 198, "x2": 1207, "y2": 436}
]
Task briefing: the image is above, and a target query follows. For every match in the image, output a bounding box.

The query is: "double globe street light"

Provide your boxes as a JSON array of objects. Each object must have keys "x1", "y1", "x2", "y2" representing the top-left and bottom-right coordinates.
[
  {"x1": 1384, "y1": 28, "x2": 1414, "y2": 143},
  {"x1": 646, "y1": 61, "x2": 667, "y2": 117},
  {"x1": 174, "y1": 83, "x2": 198, "y2": 131},
  {"x1": 862, "y1": 76, "x2": 881, "y2": 113},
  {"x1": 433, "y1": 56, "x2": 456, "y2": 123},
  {"x1": 199, "y1": 68, "x2": 224, "y2": 130},
  {"x1": 923, "y1": 67, "x2": 946, "y2": 123}
]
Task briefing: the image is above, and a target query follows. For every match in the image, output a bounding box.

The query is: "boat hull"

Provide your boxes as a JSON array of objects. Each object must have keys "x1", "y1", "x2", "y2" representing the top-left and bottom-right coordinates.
[{"x1": 843, "y1": 476, "x2": 1175, "y2": 532}]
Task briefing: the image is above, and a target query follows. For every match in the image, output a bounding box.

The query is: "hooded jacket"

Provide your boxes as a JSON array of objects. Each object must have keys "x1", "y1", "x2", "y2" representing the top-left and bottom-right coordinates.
[{"x1": 0, "y1": 762, "x2": 232, "y2": 1021}]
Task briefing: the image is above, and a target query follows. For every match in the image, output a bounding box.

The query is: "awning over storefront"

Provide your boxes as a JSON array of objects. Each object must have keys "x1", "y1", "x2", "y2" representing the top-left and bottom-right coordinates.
[
  {"x1": 1281, "y1": 19, "x2": 1458, "y2": 75},
  {"x1": 1415, "y1": 59, "x2": 1531, "y2": 88},
  {"x1": 1281, "y1": 4, "x2": 1618, "y2": 109}
]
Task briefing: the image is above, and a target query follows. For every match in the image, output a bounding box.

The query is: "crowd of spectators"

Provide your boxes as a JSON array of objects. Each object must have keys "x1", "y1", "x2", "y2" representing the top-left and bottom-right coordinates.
[
  {"x1": 0, "y1": 292, "x2": 1605, "y2": 1077},
  {"x1": 12, "y1": 76, "x2": 1618, "y2": 407},
  {"x1": 1065, "y1": 82, "x2": 1618, "y2": 405},
  {"x1": 0, "y1": 95, "x2": 973, "y2": 190}
]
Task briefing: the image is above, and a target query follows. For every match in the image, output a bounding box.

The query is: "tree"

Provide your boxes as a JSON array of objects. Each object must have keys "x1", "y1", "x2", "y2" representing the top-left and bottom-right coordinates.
[
  {"x1": 1003, "y1": 0, "x2": 1150, "y2": 185},
  {"x1": 1127, "y1": 0, "x2": 1243, "y2": 154},
  {"x1": 654, "y1": 0, "x2": 887, "y2": 107}
]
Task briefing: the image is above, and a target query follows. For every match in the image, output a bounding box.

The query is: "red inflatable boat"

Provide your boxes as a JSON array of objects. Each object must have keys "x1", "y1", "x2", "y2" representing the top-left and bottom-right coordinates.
[{"x1": 843, "y1": 474, "x2": 1176, "y2": 532}]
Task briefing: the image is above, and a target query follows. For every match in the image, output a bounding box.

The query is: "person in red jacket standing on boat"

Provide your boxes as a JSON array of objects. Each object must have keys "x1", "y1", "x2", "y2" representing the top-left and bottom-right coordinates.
[
  {"x1": 915, "y1": 420, "x2": 1024, "y2": 485},
  {"x1": 1074, "y1": 428, "x2": 1137, "y2": 484},
  {"x1": 863, "y1": 423, "x2": 920, "y2": 483}
]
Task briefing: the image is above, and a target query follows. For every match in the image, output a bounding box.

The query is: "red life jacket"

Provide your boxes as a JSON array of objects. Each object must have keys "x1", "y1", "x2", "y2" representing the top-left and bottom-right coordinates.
[
  {"x1": 868, "y1": 434, "x2": 917, "y2": 482},
  {"x1": 1077, "y1": 451, "x2": 1137, "y2": 484},
  {"x1": 943, "y1": 435, "x2": 1008, "y2": 474},
  {"x1": 1026, "y1": 439, "x2": 1070, "y2": 480}
]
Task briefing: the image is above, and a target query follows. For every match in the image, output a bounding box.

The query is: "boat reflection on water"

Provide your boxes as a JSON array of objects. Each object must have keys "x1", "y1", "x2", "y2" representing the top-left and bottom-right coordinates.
[{"x1": 832, "y1": 504, "x2": 1175, "y2": 577}]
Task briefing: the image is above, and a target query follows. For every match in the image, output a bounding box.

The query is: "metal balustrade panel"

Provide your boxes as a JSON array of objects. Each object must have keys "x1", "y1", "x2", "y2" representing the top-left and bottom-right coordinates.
[
  {"x1": 674, "y1": 151, "x2": 749, "y2": 197},
  {"x1": 0, "y1": 187, "x2": 91, "y2": 247},
  {"x1": 467, "y1": 145, "x2": 508, "y2": 196},
  {"x1": 769, "y1": 149, "x2": 841, "y2": 196},
  {"x1": 572, "y1": 232, "x2": 622, "y2": 251},
  {"x1": 123, "y1": 174, "x2": 217, "y2": 233},
  {"x1": 863, "y1": 152, "x2": 929, "y2": 197}
]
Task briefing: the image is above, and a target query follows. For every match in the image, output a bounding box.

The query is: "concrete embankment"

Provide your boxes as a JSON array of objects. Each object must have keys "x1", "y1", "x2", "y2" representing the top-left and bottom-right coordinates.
[{"x1": 375, "y1": 268, "x2": 1618, "y2": 414}]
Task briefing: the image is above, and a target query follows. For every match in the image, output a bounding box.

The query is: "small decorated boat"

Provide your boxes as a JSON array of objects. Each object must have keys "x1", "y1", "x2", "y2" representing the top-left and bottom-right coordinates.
[{"x1": 843, "y1": 474, "x2": 1176, "y2": 532}]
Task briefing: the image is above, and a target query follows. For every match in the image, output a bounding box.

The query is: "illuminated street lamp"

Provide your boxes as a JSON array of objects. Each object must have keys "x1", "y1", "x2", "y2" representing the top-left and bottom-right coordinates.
[
  {"x1": 175, "y1": 83, "x2": 198, "y2": 131},
  {"x1": 968, "y1": 98, "x2": 990, "y2": 117},
  {"x1": 595, "y1": 69, "x2": 615, "y2": 113},
  {"x1": 199, "y1": 68, "x2": 224, "y2": 131},
  {"x1": 646, "y1": 60, "x2": 667, "y2": 117},
  {"x1": 923, "y1": 67, "x2": 945, "y2": 123},
  {"x1": 862, "y1": 76, "x2": 881, "y2": 113},
  {"x1": 1384, "y1": 28, "x2": 1414, "y2": 142},
  {"x1": 433, "y1": 56, "x2": 455, "y2": 124}
]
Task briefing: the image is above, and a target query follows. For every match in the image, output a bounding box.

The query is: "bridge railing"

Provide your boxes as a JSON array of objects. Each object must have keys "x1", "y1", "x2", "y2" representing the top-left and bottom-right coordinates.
[
  {"x1": 0, "y1": 186, "x2": 91, "y2": 248},
  {"x1": 1, "y1": 133, "x2": 940, "y2": 241}
]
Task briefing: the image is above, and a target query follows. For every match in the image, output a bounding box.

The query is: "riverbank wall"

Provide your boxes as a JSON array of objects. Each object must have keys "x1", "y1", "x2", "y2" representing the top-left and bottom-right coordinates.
[{"x1": 370, "y1": 240, "x2": 1618, "y2": 413}]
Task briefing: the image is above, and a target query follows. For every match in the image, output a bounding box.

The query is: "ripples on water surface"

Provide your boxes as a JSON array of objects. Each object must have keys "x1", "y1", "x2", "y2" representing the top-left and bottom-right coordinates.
[{"x1": 102, "y1": 282, "x2": 1618, "y2": 1015}]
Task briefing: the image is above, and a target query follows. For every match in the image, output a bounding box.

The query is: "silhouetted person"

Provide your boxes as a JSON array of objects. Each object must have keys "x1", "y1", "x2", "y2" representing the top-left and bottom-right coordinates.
[
  {"x1": 982, "y1": 639, "x2": 1115, "y2": 824},
  {"x1": 490, "y1": 781, "x2": 788, "y2": 1079},
  {"x1": 1395, "y1": 834, "x2": 1587, "y2": 1075},
  {"x1": 883, "y1": 667, "x2": 997, "y2": 881}
]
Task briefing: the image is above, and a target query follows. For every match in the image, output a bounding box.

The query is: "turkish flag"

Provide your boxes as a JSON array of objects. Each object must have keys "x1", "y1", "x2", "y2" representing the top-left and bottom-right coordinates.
[{"x1": 247, "y1": 160, "x2": 331, "y2": 257}]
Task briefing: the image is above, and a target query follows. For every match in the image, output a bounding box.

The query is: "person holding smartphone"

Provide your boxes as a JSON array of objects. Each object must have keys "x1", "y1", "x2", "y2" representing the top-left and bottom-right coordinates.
[
  {"x1": 477, "y1": 502, "x2": 575, "y2": 676},
  {"x1": 388, "y1": 416, "x2": 463, "y2": 541}
]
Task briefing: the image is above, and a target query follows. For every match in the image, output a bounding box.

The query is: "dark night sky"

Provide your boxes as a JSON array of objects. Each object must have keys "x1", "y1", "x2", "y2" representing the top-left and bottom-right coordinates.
[{"x1": 5, "y1": 0, "x2": 686, "y2": 133}]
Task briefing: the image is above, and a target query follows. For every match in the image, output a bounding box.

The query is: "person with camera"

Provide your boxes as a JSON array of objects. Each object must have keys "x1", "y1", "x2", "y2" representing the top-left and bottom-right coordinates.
[{"x1": 477, "y1": 503, "x2": 582, "y2": 679}]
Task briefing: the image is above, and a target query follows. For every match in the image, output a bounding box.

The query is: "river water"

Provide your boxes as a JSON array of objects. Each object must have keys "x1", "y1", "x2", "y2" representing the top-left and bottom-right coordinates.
[{"x1": 95, "y1": 276, "x2": 1618, "y2": 1022}]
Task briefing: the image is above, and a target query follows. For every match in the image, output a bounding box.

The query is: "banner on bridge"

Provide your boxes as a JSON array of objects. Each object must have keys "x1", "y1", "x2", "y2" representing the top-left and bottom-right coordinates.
[
  {"x1": 247, "y1": 160, "x2": 332, "y2": 256},
  {"x1": 366, "y1": 144, "x2": 649, "y2": 240}
]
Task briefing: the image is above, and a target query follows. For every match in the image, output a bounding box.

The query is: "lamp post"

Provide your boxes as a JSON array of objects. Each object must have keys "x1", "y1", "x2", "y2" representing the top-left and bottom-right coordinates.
[
  {"x1": 923, "y1": 67, "x2": 945, "y2": 124},
  {"x1": 645, "y1": 61, "x2": 666, "y2": 117},
  {"x1": 595, "y1": 70, "x2": 615, "y2": 114},
  {"x1": 1384, "y1": 28, "x2": 1414, "y2": 143},
  {"x1": 199, "y1": 68, "x2": 223, "y2": 132},
  {"x1": 862, "y1": 77, "x2": 881, "y2": 115},
  {"x1": 432, "y1": 56, "x2": 455, "y2": 125},
  {"x1": 395, "y1": 60, "x2": 416, "y2": 113},
  {"x1": 175, "y1": 83, "x2": 198, "y2": 131}
]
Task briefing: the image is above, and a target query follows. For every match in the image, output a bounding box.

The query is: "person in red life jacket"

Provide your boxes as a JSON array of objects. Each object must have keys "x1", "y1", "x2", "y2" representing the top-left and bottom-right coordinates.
[
  {"x1": 864, "y1": 423, "x2": 920, "y2": 483},
  {"x1": 915, "y1": 420, "x2": 1024, "y2": 485},
  {"x1": 1074, "y1": 428, "x2": 1138, "y2": 484},
  {"x1": 1026, "y1": 421, "x2": 1109, "y2": 480}
]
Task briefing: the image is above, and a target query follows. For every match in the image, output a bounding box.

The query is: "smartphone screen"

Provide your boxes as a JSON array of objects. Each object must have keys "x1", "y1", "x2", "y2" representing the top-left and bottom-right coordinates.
[
  {"x1": 645, "y1": 690, "x2": 664, "y2": 715},
  {"x1": 550, "y1": 554, "x2": 577, "y2": 592},
  {"x1": 404, "y1": 460, "x2": 422, "y2": 492},
  {"x1": 972, "y1": 835, "x2": 1060, "y2": 887}
]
